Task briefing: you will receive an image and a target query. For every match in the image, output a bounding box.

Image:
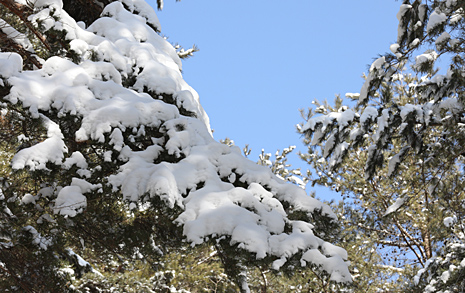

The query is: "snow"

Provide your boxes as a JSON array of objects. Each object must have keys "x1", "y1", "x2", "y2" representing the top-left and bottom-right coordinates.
[
  {"x1": 418, "y1": 4, "x2": 428, "y2": 22},
  {"x1": 438, "y1": 97, "x2": 461, "y2": 112},
  {"x1": 387, "y1": 152, "x2": 401, "y2": 177},
  {"x1": 118, "y1": 0, "x2": 162, "y2": 31},
  {"x1": 0, "y1": 0, "x2": 350, "y2": 281},
  {"x1": 329, "y1": 141, "x2": 348, "y2": 168},
  {"x1": 54, "y1": 178, "x2": 101, "y2": 217},
  {"x1": 440, "y1": 270, "x2": 450, "y2": 282},
  {"x1": 345, "y1": 93, "x2": 360, "y2": 99},
  {"x1": 300, "y1": 249, "x2": 351, "y2": 282},
  {"x1": 377, "y1": 264, "x2": 404, "y2": 273},
  {"x1": 23, "y1": 225, "x2": 53, "y2": 250},
  {"x1": 349, "y1": 128, "x2": 363, "y2": 141},
  {"x1": 450, "y1": 9, "x2": 463, "y2": 25},
  {"x1": 409, "y1": 38, "x2": 420, "y2": 48},
  {"x1": 12, "y1": 117, "x2": 67, "y2": 170},
  {"x1": 384, "y1": 196, "x2": 406, "y2": 216},
  {"x1": 63, "y1": 152, "x2": 88, "y2": 170},
  {"x1": 360, "y1": 106, "x2": 378, "y2": 125},
  {"x1": 0, "y1": 53, "x2": 22, "y2": 79},
  {"x1": 37, "y1": 214, "x2": 56, "y2": 224},
  {"x1": 54, "y1": 186, "x2": 86, "y2": 217},
  {"x1": 66, "y1": 248, "x2": 103, "y2": 277},
  {"x1": 21, "y1": 193, "x2": 36, "y2": 204},
  {"x1": 400, "y1": 103, "x2": 424, "y2": 122},
  {"x1": 370, "y1": 56, "x2": 385, "y2": 72},
  {"x1": 397, "y1": 4, "x2": 412, "y2": 21},
  {"x1": 414, "y1": 50, "x2": 438, "y2": 70},
  {"x1": 303, "y1": 109, "x2": 355, "y2": 134},
  {"x1": 414, "y1": 268, "x2": 426, "y2": 285},
  {"x1": 0, "y1": 19, "x2": 35, "y2": 53},
  {"x1": 359, "y1": 72, "x2": 375, "y2": 105},
  {"x1": 389, "y1": 43, "x2": 400, "y2": 54},
  {"x1": 373, "y1": 109, "x2": 391, "y2": 143},
  {"x1": 449, "y1": 38, "x2": 461, "y2": 48},
  {"x1": 427, "y1": 10, "x2": 447, "y2": 33},
  {"x1": 324, "y1": 132, "x2": 337, "y2": 158},
  {"x1": 436, "y1": 32, "x2": 451, "y2": 46},
  {"x1": 397, "y1": 4, "x2": 412, "y2": 43},
  {"x1": 444, "y1": 216, "x2": 456, "y2": 227}
]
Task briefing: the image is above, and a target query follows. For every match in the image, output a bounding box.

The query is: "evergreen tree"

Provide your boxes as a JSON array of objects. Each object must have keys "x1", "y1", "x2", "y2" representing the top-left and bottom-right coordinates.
[
  {"x1": 0, "y1": 0, "x2": 349, "y2": 291},
  {"x1": 253, "y1": 142, "x2": 400, "y2": 291},
  {"x1": 300, "y1": 1, "x2": 465, "y2": 291}
]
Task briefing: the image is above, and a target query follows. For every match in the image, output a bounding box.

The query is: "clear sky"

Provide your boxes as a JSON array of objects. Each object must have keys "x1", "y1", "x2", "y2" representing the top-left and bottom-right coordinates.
[{"x1": 147, "y1": 0, "x2": 401, "y2": 201}]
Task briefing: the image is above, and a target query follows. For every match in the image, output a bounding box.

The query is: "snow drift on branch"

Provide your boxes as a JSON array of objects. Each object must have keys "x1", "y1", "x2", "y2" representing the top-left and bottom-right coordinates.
[{"x1": 0, "y1": 0, "x2": 350, "y2": 283}]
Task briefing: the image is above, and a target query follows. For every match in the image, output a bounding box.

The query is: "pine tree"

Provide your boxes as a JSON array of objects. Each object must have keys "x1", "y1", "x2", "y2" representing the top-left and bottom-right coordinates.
[
  {"x1": 0, "y1": 1, "x2": 349, "y2": 291},
  {"x1": 300, "y1": 79, "x2": 456, "y2": 290},
  {"x1": 299, "y1": 1, "x2": 465, "y2": 291}
]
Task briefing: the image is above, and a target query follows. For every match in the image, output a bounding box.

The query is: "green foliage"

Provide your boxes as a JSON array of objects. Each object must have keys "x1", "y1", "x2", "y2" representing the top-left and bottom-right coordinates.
[
  {"x1": 72, "y1": 244, "x2": 237, "y2": 293},
  {"x1": 409, "y1": 217, "x2": 465, "y2": 292},
  {"x1": 1, "y1": 2, "x2": 349, "y2": 292},
  {"x1": 299, "y1": 1, "x2": 465, "y2": 292},
  {"x1": 300, "y1": 71, "x2": 465, "y2": 291}
]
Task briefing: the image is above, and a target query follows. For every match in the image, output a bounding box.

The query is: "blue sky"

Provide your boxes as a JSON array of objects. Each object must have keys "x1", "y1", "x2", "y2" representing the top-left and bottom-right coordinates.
[{"x1": 148, "y1": 0, "x2": 401, "y2": 201}]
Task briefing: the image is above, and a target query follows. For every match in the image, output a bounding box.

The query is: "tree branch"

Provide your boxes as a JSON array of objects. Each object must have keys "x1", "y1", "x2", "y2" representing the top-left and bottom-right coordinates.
[
  {"x1": 0, "y1": 29, "x2": 42, "y2": 69},
  {"x1": 0, "y1": 0, "x2": 52, "y2": 52}
]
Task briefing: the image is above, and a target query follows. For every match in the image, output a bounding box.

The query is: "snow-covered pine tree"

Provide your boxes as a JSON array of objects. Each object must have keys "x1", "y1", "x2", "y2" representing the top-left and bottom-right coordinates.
[
  {"x1": 301, "y1": 0, "x2": 465, "y2": 180},
  {"x1": 0, "y1": 0, "x2": 350, "y2": 291},
  {"x1": 300, "y1": 0, "x2": 465, "y2": 291},
  {"x1": 411, "y1": 214, "x2": 465, "y2": 292},
  {"x1": 300, "y1": 80, "x2": 460, "y2": 290}
]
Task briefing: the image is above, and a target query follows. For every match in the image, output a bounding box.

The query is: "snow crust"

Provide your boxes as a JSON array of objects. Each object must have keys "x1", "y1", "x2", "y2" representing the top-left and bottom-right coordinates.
[{"x1": 0, "y1": 0, "x2": 350, "y2": 282}]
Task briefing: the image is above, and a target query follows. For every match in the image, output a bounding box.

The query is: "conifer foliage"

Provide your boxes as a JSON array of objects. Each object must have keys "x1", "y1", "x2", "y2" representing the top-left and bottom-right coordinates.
[
  {"x1": 0, "y1": 0, "x2": 349, "y2": 291},
  {"x1": 301, "y1": 0, "x2": 465, "y2": 291}
]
